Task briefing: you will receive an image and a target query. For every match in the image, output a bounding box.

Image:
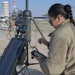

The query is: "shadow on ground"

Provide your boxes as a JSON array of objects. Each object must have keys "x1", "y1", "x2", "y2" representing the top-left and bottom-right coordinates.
[{"x1": 17, "y1": 65, "x2": 46, "y2": 75}]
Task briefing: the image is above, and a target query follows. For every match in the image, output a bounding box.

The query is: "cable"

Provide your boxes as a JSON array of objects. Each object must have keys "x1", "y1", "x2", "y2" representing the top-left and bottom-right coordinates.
[{"x1": 6, "y1": 29, "x2": 12, "y2": 40}]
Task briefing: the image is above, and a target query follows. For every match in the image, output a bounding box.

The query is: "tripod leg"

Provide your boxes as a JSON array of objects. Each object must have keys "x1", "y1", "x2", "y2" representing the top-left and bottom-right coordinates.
[
  {"x1": 21, "y1": 67, "x2": 30, "y2": 75},
  {"x1": 12, "y1": 66, "x2": 18, "y2": 75},
  {"x1": 17, "y1": 65, "x2": 27, "y2": 74},
  {"x1": 31, "y1": 18, "x2": 45, "y2": 39}
]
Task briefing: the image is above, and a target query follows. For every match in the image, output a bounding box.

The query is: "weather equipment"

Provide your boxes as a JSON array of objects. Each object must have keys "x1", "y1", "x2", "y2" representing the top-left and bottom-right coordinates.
[{"x1": 0, "y1": 0, "x2": 45, "y2": 75}]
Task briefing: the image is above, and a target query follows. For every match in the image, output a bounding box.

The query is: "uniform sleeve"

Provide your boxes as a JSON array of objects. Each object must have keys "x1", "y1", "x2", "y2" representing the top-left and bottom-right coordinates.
[{"x1": 39, "y1": 35, "x2": 68, "y2": 75}]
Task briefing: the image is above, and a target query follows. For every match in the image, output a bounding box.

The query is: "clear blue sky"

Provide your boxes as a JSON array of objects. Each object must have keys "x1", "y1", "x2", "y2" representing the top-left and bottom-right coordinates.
[{"x1": 0, "y1": 0, "x2": 75, "y2": 18}]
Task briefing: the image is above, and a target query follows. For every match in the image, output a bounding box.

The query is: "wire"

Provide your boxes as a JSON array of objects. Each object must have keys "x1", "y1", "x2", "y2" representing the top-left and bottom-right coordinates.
[
  {"x1": 6, "y1": 25, "x2": 16, "y2": 40},
  {"x1": 29, "y1": 29, "x2": 39, "y2": 51},
  {"x1": 6, "y1": 30, "x2": 12, "y2": 40},
  {"x1": 29, "y1": 43, "x2": 38, "y2": 51}
]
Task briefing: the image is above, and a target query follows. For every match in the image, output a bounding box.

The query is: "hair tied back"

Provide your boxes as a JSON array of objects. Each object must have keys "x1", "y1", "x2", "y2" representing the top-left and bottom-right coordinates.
[{"x1": 64, "y1": 4, "x2": 71, "y2": 13}]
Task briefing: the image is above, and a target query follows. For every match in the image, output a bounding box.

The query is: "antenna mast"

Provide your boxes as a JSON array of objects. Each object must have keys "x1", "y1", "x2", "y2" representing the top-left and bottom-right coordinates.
[
  {"x1": 26, "y1": 0, "x2": 28, "y2": 10},
  {"x1": 12, "y1": 0, "x2": 16, "y2": 11}
]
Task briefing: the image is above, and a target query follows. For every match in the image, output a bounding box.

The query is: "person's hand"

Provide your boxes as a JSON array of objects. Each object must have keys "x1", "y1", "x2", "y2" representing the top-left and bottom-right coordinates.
[
  {"x1": 38, "y1": 38, "x2": 49, "y2": 46},
  {"x1": 32, "y1": 55, "x2": 42, "y2": 61}
]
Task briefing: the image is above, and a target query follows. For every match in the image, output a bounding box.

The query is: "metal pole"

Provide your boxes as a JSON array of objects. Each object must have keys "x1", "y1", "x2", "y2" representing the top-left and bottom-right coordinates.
[
  {"x1": 26, "y1": 0, "x2": 28, "y2": 10},
  {"x1": 32, "y1": 18, "x2": 45, "y2": 39}
]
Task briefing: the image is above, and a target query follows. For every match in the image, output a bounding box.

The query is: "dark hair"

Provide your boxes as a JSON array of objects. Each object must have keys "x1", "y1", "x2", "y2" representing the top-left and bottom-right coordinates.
[{"x1": 48, "y1": 3, "x2": 75, "y2": 26}]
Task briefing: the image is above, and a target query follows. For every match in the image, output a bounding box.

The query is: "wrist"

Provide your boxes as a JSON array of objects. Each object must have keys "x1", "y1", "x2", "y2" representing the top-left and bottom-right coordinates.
[{"x1": 47, "y1": 42, "x2": 49, "y2": 49}]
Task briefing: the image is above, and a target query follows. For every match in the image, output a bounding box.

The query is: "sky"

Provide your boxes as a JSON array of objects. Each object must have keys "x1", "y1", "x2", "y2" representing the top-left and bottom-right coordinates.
[{"x1": 0, "y1": 0, "x2": 75, "y2": 18}]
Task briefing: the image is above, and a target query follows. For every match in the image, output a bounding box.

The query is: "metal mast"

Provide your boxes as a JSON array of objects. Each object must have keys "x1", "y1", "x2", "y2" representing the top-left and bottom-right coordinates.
[{"x1": 12, "y1": 0, "x2": 16, "y2": 10}]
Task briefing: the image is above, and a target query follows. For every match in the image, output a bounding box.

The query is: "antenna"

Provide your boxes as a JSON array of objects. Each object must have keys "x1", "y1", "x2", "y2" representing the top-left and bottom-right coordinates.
[
  {"x1": 26, "y1": 0, "x2": 28, "y2": 10},
  {"x1": 12, "y1": 0, "x2": 16, "y2": 10}
]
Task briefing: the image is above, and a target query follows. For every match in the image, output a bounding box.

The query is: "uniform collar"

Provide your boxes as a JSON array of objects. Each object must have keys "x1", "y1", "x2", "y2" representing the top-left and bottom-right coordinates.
[
  {"x1": 62, "y1": 19, "x2": 70, "y2": 25},
  {"x1": 48, "y1": 19, "x2": 70, "y2": 37},
  {"x1": 56, "y1": 19, "x2": 70, "y2": 29}
]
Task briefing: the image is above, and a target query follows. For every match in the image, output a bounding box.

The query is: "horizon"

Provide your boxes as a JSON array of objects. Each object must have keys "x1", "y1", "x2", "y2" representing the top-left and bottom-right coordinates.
[{"x1": 0, "y1": 0, "x2": 75, "y2": 18}]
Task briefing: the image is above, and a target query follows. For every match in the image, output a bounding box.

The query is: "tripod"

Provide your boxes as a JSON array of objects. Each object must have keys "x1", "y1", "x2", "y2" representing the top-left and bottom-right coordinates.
[
  {"x1": 13, "y1": 0, "x2": 45, "y2": 75},
  {"x1": 16, "y1": 17, "x2": 45, "y2": 75}
]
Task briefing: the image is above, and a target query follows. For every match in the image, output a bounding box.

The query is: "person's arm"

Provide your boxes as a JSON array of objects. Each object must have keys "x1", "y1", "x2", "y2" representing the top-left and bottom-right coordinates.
[
  {"x1": 38, "y1": 38, "x2": 49, "y2": 46},
  {"x1": 39, "y1": 35, "x2": 68, "y2": 75}
]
